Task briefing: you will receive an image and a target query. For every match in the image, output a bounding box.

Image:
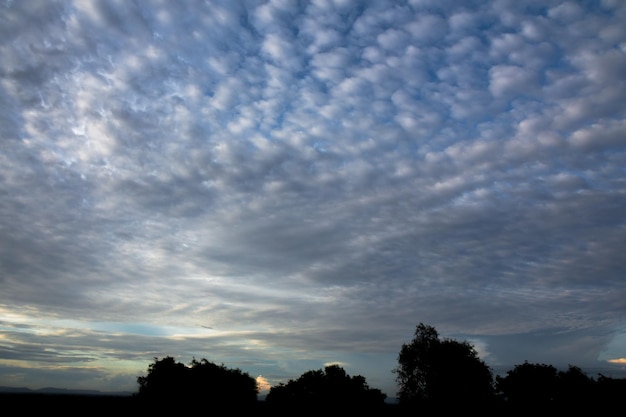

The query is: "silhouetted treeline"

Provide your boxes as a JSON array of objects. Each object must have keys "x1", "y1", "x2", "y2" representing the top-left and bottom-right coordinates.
[
  {"x1": 494, "y1": 362, "x2": 626, "y2": 413},
  {"x1": 4, "y1": 323, "x2": 625, "y2": 415},
  {"x1": 129, "y1": 324, "x2": 625, "y2": 414},
  {"x1": 393, "y1": 323, "x2": 626, "y2": 414},
  {"x1": 133, "y1": 357, "x2": 388, "y2": 414}
]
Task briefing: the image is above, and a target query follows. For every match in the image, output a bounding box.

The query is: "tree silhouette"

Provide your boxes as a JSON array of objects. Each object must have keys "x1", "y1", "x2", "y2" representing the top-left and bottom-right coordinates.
[
  {"x1": 187, "y1": 358, "x2": 258, "y2": 404},
  {"x1": 136, "y1": 356, "x2": 188, "y2": 399},
  {"x1": 265, "y1": 364, "x2": 386, "y2": 410},
  {"x1": 136, "y1": 356, "x2": 258, "y2": 408},
  {"x1": 495, "y1": 361, "x2": 559, "y2": 406},
  {"x1": 394, "y1": 323, "x2": 494, "y2": 408},
  {"x1": 555, "y1": 365, "x2": 595, "y2": 405},
  {"x1": 593, "y1": 373, "x2": 626, "y2": 411}
]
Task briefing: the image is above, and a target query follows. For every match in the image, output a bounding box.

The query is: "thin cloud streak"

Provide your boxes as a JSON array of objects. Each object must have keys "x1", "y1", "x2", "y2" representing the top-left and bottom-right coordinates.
[{"x1": 1, "y1": 0, "x2": 625, "y2": 397}]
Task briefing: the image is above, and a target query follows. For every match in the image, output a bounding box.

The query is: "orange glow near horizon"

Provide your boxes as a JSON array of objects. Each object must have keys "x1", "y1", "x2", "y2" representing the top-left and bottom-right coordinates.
[{"x1": 256, "y1": 375, "x2": 271, "y2": 392}]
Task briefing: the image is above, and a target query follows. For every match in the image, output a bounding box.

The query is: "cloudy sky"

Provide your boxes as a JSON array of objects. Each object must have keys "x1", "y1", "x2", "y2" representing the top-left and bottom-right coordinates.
[{"x1": 1, "y1": 0, "x2": 625, "y2": 398}]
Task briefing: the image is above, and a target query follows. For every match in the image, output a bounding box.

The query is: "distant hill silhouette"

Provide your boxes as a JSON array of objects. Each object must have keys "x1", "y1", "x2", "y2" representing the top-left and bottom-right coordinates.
[{"x1": 0, "y1": 385, "x2": 133, "y2": 396}]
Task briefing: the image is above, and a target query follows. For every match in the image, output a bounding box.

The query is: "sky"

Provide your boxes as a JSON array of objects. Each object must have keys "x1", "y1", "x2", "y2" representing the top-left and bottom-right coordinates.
[{"x1": 1, "y1": 0, "x2": 625, "y2": 399}]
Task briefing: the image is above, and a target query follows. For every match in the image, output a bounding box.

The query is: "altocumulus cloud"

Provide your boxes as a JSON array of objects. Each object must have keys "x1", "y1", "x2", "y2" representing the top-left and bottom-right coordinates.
[{"x1": 0, "y1": 0, "x2": 625, "y2": 397}]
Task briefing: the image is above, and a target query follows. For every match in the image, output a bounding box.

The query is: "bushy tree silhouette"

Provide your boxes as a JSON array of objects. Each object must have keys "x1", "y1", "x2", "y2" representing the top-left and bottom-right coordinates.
[
  {"x1": 555, "y1": 365, "x2": 595, "y2": 405},
  {"x1": 493, "y1": 362, "x2": 626, "y2": 412},
  {"x1": 592, "y1": 373, "x2": 626, "y2": 411},
  {"x1": 495, "y1": 361, "x2": 558, "y2": 406},
  {"x1": 187, "y1": 358, "x2": 258, "y2": 404},
  {"x1": 136, "y1": 356, "x2": 258, "y2": 408},
  {"x1": 136, "y1": 356, "x2": 188, "y2": 399},
  {"x1": 394, "y1": 323, "x2": 495, "y2": 408},
  {"x1": 265, "y1": 364, "x2": 386, "y2": 410}
]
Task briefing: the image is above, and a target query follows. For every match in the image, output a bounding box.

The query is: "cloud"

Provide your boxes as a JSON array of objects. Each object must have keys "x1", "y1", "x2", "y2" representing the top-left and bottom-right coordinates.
[
  {"x1": 256, "y1": 375, "x2": 271, "y2": 392},
  {"x1": 0, "y1": 0, "x2": 625, "y2": 396},
  {"x1": 489, "y1": 65, "x2": 537, "y2": 98}
]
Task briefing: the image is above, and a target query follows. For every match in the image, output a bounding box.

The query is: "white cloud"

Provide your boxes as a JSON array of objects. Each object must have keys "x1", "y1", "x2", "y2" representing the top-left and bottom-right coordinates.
[
  {"x1": 489, "y1": 64, "x2": 537, "y2": 98},
  {"x1": 404, "y1": 13, "x2": 448, "y2": 43},
  {"x1": 548, "y1": 1, "x2": 584, "y2": 22},
  {"x1": 569, "y1": 120, "x2": 626, "y2": 151}
]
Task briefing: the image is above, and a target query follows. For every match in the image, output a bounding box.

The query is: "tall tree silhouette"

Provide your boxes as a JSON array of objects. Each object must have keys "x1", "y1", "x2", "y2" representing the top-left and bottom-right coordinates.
[{"x1": 394, "y1": 323, "x2": 494, "y2": 408}]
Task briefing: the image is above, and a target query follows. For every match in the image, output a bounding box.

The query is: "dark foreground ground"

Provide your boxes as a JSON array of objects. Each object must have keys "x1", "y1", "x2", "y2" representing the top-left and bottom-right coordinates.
[
  {"x1": 1, "y1": 393, "x2": 404, "y2": 415},
  {"x1": 1, "y1": 393, "x2": 614, "y2": 416}
]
